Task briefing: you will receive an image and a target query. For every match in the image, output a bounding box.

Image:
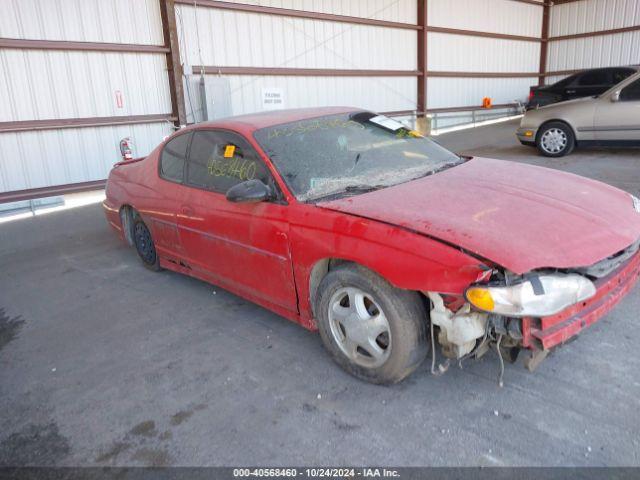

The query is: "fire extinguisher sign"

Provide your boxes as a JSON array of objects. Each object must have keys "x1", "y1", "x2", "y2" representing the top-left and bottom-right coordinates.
[{"x1": 115, "y1": 90, "x2": 124, "y2": 109}]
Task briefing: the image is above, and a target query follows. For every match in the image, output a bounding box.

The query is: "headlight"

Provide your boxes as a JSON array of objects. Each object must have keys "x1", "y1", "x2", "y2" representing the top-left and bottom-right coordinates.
[
  {"x1": 631, "y1": 194, "x2": 640, "y2": 213},
  {"x1": 465, "y1": 274, "x2": 596, "y2": 317}
]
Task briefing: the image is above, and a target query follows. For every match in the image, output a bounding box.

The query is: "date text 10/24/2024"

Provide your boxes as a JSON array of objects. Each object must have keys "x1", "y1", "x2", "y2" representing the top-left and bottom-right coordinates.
[{"x1": 233, "y1": 468, "x2": 401, "y2": 478}]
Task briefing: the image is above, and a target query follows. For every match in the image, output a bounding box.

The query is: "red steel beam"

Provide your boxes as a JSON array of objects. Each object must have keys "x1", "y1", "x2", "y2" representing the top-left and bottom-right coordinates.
[
  {"x1": 509, "y1": 0, "x2": 548, "y2": 5},
  {"x1": 0, "y1": 37, "x2": 169, "y2": 53},
  {"x1": 175, "y1": 0, "x2": 421, "y2": 30},
  {"x1": 194, "y1": 66, "x2": 545, "y2": 78},
  {"x1": 549, "y1": 24, "x2": 640, "y2": 41},
  {"x1": 417, "y1": 0, "x2": 428, "y2": 115},
  {"x1": 0, "y1": 114, "x2": 176, "y2": 134},
  {"x1": 193, "y1": 66, "x2": 422, "y2": 77},
  {"x1": 159, "y1": 0, "x2": 187, "y2": 126},
  {"x1": 427, "y1": 71, "x2": 542, "y2": 78},
  {"x1": 538, "y1": 2, "x2": 550, "y2": 86},
  {"x1": 426, "y1": 26, "x2": 541, "y2": 42},
  {"x1": 0, "y1": 180, "x2": 107, "y2": 205},
  {"x1": 543, "y1": 68, "x2": 583, "y2": 77}
]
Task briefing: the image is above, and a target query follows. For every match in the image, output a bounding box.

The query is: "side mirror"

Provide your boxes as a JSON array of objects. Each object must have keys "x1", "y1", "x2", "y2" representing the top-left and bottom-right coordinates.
[
  {"x1": 226, "y1": 179, "x2": 273, "y2": 203},
  {"x1": 610, "y1": 91, "x2": 621, "y2": 102}
]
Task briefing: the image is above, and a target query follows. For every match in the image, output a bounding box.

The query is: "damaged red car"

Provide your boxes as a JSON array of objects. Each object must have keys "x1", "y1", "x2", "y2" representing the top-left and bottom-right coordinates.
[{"x1": 103, "y1": 107, "x2": 640, "y2": 384}]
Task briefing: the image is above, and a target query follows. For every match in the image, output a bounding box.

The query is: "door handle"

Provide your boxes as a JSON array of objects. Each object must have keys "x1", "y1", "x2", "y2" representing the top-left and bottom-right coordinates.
[{"x1": 566, "y1": 89, "x2": 576, "y2": 94}]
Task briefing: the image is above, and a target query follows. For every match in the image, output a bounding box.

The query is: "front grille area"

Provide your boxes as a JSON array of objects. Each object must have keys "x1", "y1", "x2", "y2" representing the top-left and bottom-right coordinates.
[{"x1": 573, "y1": 239, "x2": 640, "y2": 279}]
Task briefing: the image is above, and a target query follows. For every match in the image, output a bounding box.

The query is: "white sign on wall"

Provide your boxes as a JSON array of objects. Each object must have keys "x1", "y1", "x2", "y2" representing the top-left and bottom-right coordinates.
[{"x1": 262, "y1": 88, "x2": 284, "y2": 110}]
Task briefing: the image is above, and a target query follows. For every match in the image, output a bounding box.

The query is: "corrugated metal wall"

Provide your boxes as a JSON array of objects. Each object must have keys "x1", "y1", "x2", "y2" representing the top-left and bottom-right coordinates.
[
  {"x1": 176, "y1": 0, "x2": 544, "y2": 124},
  {"x1": 0, "y1": 50, "x2": 171, "y2": 122},
  {"x1": 4, "y1": 0, "x2": 591, "y2": 197},
  {"x1": 546, "y1": 0, "x2": 640, "y2": 83},
  {"x1": 428, "y1": 0, "x2": 542, "y2": 37},
  {"x1": 175, "y1": 0, "x2": 419, "y2": 121},
  {"x1": 0, "y1": 0, "x2": 174, "y2": 194},
  {"x1": 426, "y1": 0, "x2": 542, "y2": 126},
  {"x1": 0, "y1": 124, "x2": 170, "y2": 193},
  {"x1": 0, "y1": 0, "x2": 165, "y2": 44},
  {"x1": 193, "y1": 0, "x2": 417, "y2": 22},
  {"x1": 549, "y1": 0, "x2": 640, "y2": 37}
]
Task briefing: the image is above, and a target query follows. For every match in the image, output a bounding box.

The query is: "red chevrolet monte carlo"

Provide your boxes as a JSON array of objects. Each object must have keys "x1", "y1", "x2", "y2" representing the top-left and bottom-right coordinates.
[{"x1": 104, "y1": 107, "x2": 640, "y2": 384}]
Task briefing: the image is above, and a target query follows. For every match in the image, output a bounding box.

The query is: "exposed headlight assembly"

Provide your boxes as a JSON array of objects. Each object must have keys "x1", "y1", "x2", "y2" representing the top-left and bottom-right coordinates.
[{"x1": 465, "y1": 274, "x2": 596, "y2": 317}]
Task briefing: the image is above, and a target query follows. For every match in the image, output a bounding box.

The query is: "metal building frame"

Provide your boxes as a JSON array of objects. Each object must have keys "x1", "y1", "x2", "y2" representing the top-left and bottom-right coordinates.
[{"x1": 0, "y1": 0, "x2": 638, "y2": 203}]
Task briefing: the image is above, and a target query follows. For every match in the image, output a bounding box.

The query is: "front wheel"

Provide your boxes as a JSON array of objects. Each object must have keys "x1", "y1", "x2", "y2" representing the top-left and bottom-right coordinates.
[
  {"x1": 315, "y1": 264, "x2": 427, "y2": 384},
  {"x1": 536, "y1": 122, "x2": 575, "y2": 157}
]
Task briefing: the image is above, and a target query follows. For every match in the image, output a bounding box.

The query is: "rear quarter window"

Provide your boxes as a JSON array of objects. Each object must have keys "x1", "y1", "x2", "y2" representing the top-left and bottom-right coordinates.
[
  {"x1": 551, "y1": 73, "x2": 579, "y2": 88},
  {"x1": 160, "y1": 132, "x2": 192, "y2": 183},
  {"x1": 577, "y1": 70, "x2": 609, "y2": 86}
]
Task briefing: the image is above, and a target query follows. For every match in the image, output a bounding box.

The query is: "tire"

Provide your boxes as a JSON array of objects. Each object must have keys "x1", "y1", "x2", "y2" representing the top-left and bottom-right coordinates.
[
  {"x1": 315, "y1": 264, "x2": 428, "y2": 384},
  {"x1": 536, "y1": 121, "x2": 575, "y2": 157},
  {"x1": 133, "y1": 218, "x2": 161, "y2": 271}
]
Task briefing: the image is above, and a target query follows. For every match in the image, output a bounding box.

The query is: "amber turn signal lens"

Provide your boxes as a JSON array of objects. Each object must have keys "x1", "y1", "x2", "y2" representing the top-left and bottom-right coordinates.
[
  {"x1": 466, "y1": 287, "x2": 495, "y2": 312},
  {"x1": 524, "y1": 130, "x2": 534, "y2": 137}
]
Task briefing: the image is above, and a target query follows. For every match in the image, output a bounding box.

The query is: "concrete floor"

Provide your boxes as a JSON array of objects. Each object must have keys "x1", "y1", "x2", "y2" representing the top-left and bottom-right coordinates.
[{"x1": 1, "y1": 120, "x2": 640, "y2": 467}]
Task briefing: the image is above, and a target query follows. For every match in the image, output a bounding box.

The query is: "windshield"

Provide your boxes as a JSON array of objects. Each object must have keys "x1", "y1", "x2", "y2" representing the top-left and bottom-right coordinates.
[{"x1": 253, "y1": 111, "x2": 463, "y2": 201}]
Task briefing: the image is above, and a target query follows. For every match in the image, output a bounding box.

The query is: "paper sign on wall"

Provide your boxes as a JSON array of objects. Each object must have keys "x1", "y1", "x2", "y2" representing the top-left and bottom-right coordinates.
[{"x1": 262, "y1": 88, "x2": 284, "y2": 110}]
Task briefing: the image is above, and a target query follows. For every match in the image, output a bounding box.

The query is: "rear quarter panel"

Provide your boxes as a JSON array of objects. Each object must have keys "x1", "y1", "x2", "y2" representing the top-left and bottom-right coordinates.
[{"x1": 103, "y1": 145, "x2": 167, "y2": 237}]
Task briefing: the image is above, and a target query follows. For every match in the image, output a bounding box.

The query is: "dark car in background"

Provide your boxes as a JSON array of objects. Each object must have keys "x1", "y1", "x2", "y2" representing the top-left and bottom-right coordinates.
[{"x1": 527, "y1": 66, "x2": 637, "y2": 109}]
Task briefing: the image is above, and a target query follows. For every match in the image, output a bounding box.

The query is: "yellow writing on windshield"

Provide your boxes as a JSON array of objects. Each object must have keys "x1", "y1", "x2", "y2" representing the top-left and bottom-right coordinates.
[{"x1": 268, "y1": 119, "x2": 365, "y2": 139}]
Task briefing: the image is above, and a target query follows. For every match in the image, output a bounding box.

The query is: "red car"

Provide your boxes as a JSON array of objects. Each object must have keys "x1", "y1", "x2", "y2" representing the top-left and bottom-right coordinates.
[{"x1": 104, "y1": 107, "x2": 640, "y2": 384}]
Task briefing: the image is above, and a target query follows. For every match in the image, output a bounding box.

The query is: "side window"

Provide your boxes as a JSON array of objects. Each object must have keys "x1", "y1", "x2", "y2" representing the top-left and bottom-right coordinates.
[
  {"x1": 577, "y1": 70, "x2": 608, "y2": 86},
  {"x1": 160, "y1": 132, "x2": 191, "y2": 183},
  {"x1": 553, "y1": 73, "x2": 579, "y2": 88},
  {"x1": 611, "y1": 68, "x2": 635, "y2": 84},
  {"x1": 187, "y1": 130, "x2": 272, "y2": 194},
  {"x1": 620, "y1": 78, "x2": 640, "y2": 101}
]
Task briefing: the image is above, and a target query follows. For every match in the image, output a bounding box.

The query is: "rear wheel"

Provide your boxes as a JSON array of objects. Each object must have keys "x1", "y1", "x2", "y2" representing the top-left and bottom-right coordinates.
[
  {"x1": 133, "y1": 219, "x2": 160, "y2": 271},
  {"x1": 536, "y1": 122, "x2": 575, "y2": 157},
  {"x1": 315, "y1": 264, "x2": 427, "y2": 384}
]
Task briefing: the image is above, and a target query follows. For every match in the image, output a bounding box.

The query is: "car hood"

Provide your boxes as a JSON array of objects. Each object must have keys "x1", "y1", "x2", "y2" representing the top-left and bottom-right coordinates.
[{"x1": 317, "y1": 158, "x2": 640, "y2": 274}]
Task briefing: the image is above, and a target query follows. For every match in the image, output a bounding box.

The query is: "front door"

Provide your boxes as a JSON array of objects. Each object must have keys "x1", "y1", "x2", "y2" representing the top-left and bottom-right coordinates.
[
  {"x1": 594, "y1": 77, "x2": 640, "y2": 142},
  {"x1": 177, "y1": 129, "x2": 298, "y2": 312}
]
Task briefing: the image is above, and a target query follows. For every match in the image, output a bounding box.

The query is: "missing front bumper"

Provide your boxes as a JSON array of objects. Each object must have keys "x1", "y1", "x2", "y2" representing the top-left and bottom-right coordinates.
[{"x1": 522, "y1": 249, "x2": 640, "y2": 351}]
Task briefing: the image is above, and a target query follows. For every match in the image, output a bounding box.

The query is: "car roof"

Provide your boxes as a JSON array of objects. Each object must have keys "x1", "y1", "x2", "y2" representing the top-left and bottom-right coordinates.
[
  {"x1": 194, "y1": 106, "x2": 364, "y2": 132},
  {"x1": 581, "y1": 65, "x2": 640, "y2": 72}
]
